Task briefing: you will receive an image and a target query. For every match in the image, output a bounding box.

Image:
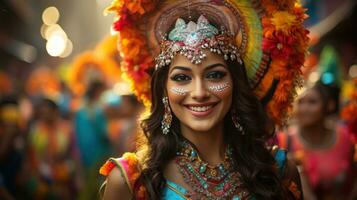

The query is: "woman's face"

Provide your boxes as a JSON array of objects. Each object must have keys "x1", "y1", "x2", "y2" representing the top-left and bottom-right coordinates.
[
  {"x1": 166, "y1": 51, "x2": 233, "y2": 132},
  {"x1": 295, "y1": 88, "x2": 324, "y2": 127}
]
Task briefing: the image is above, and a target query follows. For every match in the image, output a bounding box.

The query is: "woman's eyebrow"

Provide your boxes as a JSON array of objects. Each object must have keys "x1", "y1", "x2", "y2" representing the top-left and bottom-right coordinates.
[
  {"x1": 204, "y1": 63, "x2": 227, "y2": 71},
  {"x1": 169, "y1": 63, "x2": 226, "y2": 73},
  {"x1": 169, "y1": 66, "x2": 191, "y2": 73}
]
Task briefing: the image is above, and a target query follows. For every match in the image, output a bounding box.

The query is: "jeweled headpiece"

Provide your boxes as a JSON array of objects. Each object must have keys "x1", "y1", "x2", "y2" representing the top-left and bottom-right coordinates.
[
  {"x1": 155, "y1": 15, "x2": 241, "y2": 69},
  {"x1": 105, "y1": 0, "x2": 309, "y2": 125}
]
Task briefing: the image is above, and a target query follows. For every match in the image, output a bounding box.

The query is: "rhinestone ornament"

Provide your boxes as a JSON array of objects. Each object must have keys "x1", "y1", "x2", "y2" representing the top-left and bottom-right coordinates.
[{"x1": 155, "y1": 15, "x2": 242, "y2": 70}]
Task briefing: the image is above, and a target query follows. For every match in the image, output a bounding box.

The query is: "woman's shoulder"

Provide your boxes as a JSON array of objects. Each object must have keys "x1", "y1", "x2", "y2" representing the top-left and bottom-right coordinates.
[
  {"x1": 101, "y1": 164, "x2": 132, "y2": 200},
  {"x1": 100, "y1": 152, "x2": 144, "y2": 199},
  {"x1": 100, "y1": 153, "x2": 141, "y2": 187}
]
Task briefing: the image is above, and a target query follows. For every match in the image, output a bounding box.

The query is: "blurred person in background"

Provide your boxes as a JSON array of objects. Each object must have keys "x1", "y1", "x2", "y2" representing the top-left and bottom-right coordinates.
[
  {"x1": 278, "y1": 82, "x2": 356, "y2": 200},
  {"x1": 57, "y1": 81, "x2": 74, "y2": 120},
  {"x1": 0, "y1": 97, "x2": 26, "y2": 200},
  {"x1": 74, "y1": 80, "x2": 113, "y2": 200},
  {"x1": 26, "y1": 98, "x2": 79, "y2": 200},
  {"x1": 106, "y1": 95, "x2": 144, "y2": 155}
]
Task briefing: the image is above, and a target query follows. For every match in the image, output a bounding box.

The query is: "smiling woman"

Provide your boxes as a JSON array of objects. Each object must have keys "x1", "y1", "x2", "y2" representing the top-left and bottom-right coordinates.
[
  {"x1": 167, "y1": 51, "x2": 233, "y2": 133},
  {"x1": 99, "y1": 0, "x2": 309, "y2": 199}
]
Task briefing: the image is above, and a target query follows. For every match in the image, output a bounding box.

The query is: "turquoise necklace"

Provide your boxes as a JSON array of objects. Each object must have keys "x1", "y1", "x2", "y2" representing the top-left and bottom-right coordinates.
[{"x1": 175, "y1": 140, "x2": 250, "y2": 200}]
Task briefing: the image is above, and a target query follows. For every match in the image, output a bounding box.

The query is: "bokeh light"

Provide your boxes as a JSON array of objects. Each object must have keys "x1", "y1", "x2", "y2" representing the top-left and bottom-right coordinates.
[
  {"x1": 349, "y1": 64, "x2": 357, "y2": 78},
  {"x1": 59, "y1": 39, "x2": 73, "y2": 58},
  {"x1": 44, "y1": 24, "x2": 66, "y2": 40},
  {"x1": 113, "y1": 82, "x2": 132, "y2": 96},
  {"x1": 308, "y1": 71, "x2": 320, "y2": 83},
  {"x1": 42, "y1": 6, "x2": 60, "y2": 25},
  {"x1": 46, "y1": 33, "x2": 67, "y2": 57},
  {"x1": 321, "y1": 72, "x2": 335, "y2": 84}
]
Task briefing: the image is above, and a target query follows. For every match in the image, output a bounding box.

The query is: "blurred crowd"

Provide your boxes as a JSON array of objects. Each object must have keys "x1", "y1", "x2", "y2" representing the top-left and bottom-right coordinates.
[
  {"x1": 0, "y1": 80, "x2": 144, "y2": 200},
  {"x1": 0, "y1": 1, "x2": 356, "y2": 199}
]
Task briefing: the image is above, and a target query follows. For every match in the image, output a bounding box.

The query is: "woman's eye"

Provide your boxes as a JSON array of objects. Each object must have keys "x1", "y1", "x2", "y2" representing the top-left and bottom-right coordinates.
[
  {"x1": 170, "y1": 74, "x2": 191, "y2": 82},
  {"x1": 206, "y1": 71, "x2": 227, "y2": 80},
  {"x1": 308, "y1": 99, "x2": 318, "y2": 105}
]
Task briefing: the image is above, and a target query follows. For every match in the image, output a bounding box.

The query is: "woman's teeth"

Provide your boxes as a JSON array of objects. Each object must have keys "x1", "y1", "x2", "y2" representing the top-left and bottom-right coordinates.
[{"x1": 188, "y1": 105, "x2": 213, "y2": 112}]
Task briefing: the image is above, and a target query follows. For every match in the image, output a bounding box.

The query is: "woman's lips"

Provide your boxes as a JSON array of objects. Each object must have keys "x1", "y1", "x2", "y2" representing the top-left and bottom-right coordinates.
[{"x1": 184, "y1": 102, "x2": 218, "y2": 117}]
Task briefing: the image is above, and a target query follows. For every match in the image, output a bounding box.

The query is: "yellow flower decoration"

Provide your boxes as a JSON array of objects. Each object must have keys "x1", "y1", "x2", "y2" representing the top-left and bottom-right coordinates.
[
  {"x1": 105, "y1": 0, "x2": 124, "y2": 15},
  {"x1": 271, "y1": 11, "x2": 297, "y2": 33}
]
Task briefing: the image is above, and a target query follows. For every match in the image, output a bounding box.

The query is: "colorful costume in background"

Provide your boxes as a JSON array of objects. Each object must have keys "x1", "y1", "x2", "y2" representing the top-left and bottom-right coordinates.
[
  {"x1": 277, "y1": 123, "x2": 355, "y2": 198},
  {"x1": 100, "y1": 0, "x2": 309, "y2": 199},
  {"x1": 0, "y1": 102, "x2": 25, "y2": 198},
  {"x1": 341, "y1": 77, "x2": 357, "y2": 162},
  {"x1": 27, "y1": 120, "x2": 78, "y2": 199},
  {"x1": 75, "y1": 101, "x2": 113, "y2": 200},
  {"x1": 107, "y1": 118, "x2": 138, "y2": 155},
  {"x1": 74, "y1": 102, "x2": 111, "y2": 168}
]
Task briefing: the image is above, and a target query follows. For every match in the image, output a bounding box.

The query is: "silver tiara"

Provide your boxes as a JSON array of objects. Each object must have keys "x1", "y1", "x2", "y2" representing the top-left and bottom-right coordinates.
[{"x1": 155, "y1": 15, "x2": 242, "y2": 70}]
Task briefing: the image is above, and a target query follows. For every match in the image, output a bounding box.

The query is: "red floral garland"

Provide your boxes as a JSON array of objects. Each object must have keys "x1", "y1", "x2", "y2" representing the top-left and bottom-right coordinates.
[
  {"x1": 261, "y1": 0, "x2": 309, "y2": 124},
  {"x1": 105, "y1": 0, "x2": 158, "y2": 107}
]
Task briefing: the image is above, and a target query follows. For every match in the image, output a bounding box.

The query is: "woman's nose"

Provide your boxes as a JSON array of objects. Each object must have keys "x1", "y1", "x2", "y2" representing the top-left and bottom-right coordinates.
[{"x1": 190, "y1": 79, "x2": 210, "y2": 101}]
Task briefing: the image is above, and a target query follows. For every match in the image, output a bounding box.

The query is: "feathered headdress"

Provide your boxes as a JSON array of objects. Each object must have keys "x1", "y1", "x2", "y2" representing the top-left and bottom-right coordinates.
[{"x1": 105, "y1": 0, "x2": 309, "y2": 125}]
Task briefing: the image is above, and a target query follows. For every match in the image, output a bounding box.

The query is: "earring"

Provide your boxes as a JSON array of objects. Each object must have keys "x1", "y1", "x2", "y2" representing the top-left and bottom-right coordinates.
[
  {"x1": 231, "y1": 109, "x2": 245, "y2": 135},
  {"x1": 161, "y1": 96, "x2": 172, "y2": 135}
]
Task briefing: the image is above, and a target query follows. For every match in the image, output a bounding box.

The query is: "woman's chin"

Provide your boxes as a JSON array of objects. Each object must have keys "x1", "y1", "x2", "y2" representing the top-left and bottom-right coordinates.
[{"x1": 182, "y1": 121, "x2": 217, "y2": 133}]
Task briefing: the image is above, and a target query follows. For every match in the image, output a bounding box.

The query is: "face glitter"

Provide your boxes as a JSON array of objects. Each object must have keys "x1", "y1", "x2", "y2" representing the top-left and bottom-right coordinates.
[
  {"x1": 170, "y1": 87, "x2": 188, "y2": 95},
  {"x1": 208, "y1": 82, "x2": 230, "y2": 92}
]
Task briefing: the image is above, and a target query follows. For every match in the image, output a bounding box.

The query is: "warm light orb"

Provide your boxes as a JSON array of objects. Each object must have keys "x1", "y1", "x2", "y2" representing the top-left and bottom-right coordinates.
[
  {"x1": 60, "y1": 39, "x2": 74, "y2": 58},
  {"x1": 114, "y1": 82, "x2": 132, "y2": 96},
  {"x1": 42, "y1": 6, "x2": 60, "y2": 25},
  {"x1": 308, "y1": 71, "x2": 320, "y2": 83},
  {"x1": 349, "y1": 64, "x2": 357, "y2": 78},
  {"x1": 44, "y1": 24, "x2": 66, "y2": 40},
  {"x1": 40, "y1": 24, "x2": 47, "y2": 39},
  {"x1": 46, "y1": 33, "x2": 67, "y2": 57}
]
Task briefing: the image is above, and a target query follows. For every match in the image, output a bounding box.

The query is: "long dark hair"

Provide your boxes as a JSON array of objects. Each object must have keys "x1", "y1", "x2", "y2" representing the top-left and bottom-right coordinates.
[{"x1": 137, "y1": 59, "x2": 287, "y2": 199}]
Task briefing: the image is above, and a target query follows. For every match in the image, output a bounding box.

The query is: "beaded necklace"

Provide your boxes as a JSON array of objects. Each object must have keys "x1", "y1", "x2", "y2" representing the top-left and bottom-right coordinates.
[{"x1": 175, "y1": 140, "x2": 250, "y2": 200}]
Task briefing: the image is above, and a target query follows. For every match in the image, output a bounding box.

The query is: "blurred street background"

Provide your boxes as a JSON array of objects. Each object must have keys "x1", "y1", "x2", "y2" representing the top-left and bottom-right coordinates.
[{"x1": 0, "y1": 0, "x2": 356, "y2": 199}]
